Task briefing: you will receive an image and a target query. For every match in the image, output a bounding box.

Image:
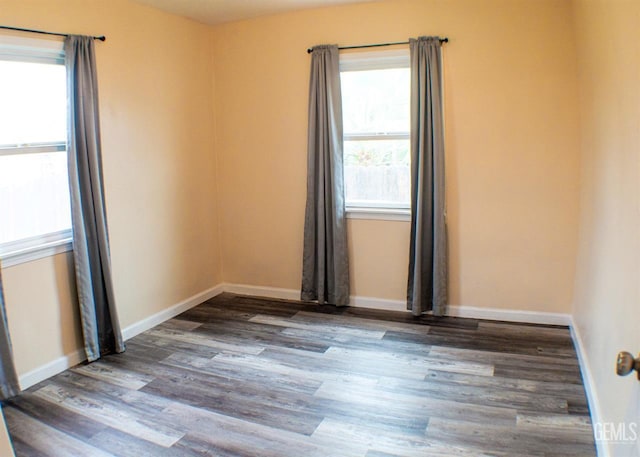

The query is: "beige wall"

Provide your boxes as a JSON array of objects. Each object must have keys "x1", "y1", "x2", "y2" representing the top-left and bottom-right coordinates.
[
  {"x1": 1, "y1": 1, "x2": 637, "y2": 453},
  {"x1": 211, "y1": 0, "x2": 581, "y2": 312},
  {"x1": 571, "y1": 0, "x2": 640, "y2": 455},
  {"x1": 2, "y1": 253, "x2": 81, "y2": 376},
  {"x1": 1, "y1": 0, "x2": 222, "y2": 376},
  {"x1": 0, "y1": 1, "x2": 586, "y2": 381}
]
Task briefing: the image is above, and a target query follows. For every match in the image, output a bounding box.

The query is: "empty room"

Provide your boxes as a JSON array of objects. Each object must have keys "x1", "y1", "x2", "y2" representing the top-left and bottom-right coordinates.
[{"x1": 0, "y1": 0, "x2": 638, "y2": 456}]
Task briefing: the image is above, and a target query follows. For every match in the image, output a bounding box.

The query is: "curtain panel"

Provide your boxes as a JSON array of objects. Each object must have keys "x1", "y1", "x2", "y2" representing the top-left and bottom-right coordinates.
[
  {"x1": 407, "y1": 36, "x2": 448, "y2": 316},
  {"x1": 301, "y1": 45, "x2": 350, "y2": 306},
  {"x1": 0, "y1": 265, "x2": 20, "y2": 400},
  {"x1": 65, "y1": 35, "x2": 124, "y2": 361}
]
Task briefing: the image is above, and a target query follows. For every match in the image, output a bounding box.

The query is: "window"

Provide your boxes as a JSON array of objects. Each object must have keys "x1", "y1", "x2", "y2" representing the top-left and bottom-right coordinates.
[
  {"x1": 0, "y1": 36, "x2": 72, "y2": 266},
  {"x1": 340, "y1": 50, "x2": 410, "y2": 219}
]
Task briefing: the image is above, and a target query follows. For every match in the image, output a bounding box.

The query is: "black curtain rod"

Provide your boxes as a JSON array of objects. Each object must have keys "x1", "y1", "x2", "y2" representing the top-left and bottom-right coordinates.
[
  {"x1": 307, "y1": 37, "x2": 447, "y2": 54},
  {"x1": 0, "y1": 25, "x2": 105, "y2": 41}
]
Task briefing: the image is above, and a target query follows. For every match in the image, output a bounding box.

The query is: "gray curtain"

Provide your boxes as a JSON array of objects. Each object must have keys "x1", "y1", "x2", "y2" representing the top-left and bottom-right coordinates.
[
  {"x1": 0, "y1": 265, "x2": 20, "y2": 399},
  {"x1": 407, "y1": 36, "x2": 447, "y2": 316},
  {"x1": 65, "y1": 35, "x2": 124, "y2": 362},
  {"x1": 301, "y1": 45, "x2": 350, "y2": 306}
]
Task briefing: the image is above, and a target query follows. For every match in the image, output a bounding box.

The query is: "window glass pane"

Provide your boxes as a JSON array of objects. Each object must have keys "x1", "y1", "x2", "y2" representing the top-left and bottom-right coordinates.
[
  {"x1": 0, "y1": 151, "x2": 71, "y2": 245},
  {"x1": 0, "y1": 151, "x2": 71, "y2": 244},
  {"x1": 344, "y1": 139, "x2": 410, "y2": 206},
  {"x1": 0, "y1": 60, "x2": 66, "y2": 146},
  {"x1": 341, "y1": 68, "x2": 410, "y2": 134},
  {"x1": 0, "y1": 54, "x2": 71, "y2": 252}
]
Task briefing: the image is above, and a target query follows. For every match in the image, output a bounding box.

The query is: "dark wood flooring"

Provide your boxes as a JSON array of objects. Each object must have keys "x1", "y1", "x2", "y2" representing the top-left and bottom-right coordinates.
[{"x1": 3, "y1": 293, "x2": 596, "y2": 456}]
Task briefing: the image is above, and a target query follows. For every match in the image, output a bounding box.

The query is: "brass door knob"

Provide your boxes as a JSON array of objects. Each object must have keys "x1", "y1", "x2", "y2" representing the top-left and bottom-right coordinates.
[{"x1": 616, "y1": 351, "x2": 640, "y2": 380}]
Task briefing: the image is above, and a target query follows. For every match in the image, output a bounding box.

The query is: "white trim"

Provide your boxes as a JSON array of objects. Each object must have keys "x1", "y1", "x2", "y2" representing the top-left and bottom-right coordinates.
[
  {"x1": 222, "y1": 283, "x2": 571, "y2": 325},
  {"x1": 0, "y1": 238, "x2": 72, "y2": 268},
  {"x1": 570, "y1": 318, "x2": 609, "y2": 457},
  {"x1": 14, "y1": 279, "x2": 600, "y2": 457},
  {"x1": 0, "y1": 34, "x2": 64, "y2": 64},
  {"x1": 121, "y1": 284, "x2": 225, "y2": 340},
  {"x1": 18, "y1": 348, "x2": 85, "y2": 390},
  {"x1": 349, "y1": 294, "x2": 407, "y2": 311},
  {"x1": 17, "y1": 284, "x2": 226, "y2": 390},
  {"x1": 340, "y1": 48, "x2": 410, "y2": 71},
  {"x1": 223, "y1": 283, "x2": 300, "y2": 302},
  {"x1": 344, "y1": 133, "x2": 409, "y2": 141},
  {"x1": 0, "y1": 142, "x2": 65, "y2": 156},
  {"x1": 14, "y1": 282, "x2": 575, "y2": 388},
  {"x1": 446, "y1": 305, "x2": 572, "y2": 326},
  {"x1": 346, "y1": 200, "x2": 410, "y2": 210},
  {"x1": 223, "y1": 284, "x2": 408, "y2": 311},
  {"x1": 346, "y1": 207, "x2": 410, "y2": 221}
]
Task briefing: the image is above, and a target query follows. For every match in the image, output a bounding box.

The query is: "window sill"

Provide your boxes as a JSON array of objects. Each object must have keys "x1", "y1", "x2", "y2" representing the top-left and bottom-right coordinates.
[
  {"x1": 0, "y1": 238, "x2": 73, "y2": 268},
  {"x1": 346, "y1": 207, "x2": 411, "y2": 222}
]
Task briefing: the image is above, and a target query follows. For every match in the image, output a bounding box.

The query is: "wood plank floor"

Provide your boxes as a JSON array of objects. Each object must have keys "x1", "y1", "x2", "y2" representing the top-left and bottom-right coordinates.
[{"x1": 3, "y1": 293, "x2": 596, "y2": 456}]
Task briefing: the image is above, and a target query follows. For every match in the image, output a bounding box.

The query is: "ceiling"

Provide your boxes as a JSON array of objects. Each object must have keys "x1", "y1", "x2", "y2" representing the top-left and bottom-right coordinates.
[{"x1": 131, "y1": 0, "x2": 374, "y2": 25}]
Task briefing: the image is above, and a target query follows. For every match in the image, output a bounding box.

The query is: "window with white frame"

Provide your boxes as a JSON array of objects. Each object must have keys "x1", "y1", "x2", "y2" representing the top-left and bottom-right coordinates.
[
  {"x1": 0, "y1": 36, "x2": 72, "y2": 266},
  {"x1": 340, "y1": 50, "x2": 410, "y2": 216}
]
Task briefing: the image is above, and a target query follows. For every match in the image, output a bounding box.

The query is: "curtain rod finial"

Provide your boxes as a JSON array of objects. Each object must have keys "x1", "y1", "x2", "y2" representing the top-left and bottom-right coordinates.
[
  {"x1": 96, "y1": 36, "x2": 106, "y2": 41},
  {"x1": 307, "y1": 48, "x2": 313, "y2": 54}
]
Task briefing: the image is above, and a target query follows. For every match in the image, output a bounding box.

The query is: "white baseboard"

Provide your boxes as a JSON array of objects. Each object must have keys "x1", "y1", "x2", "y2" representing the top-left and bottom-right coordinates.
[
  {"x1": 16, "y1": 282, "x2": 572, "y2": 393},
  {"x1": 18, "y1": 284, "x2": 225, "y2": 391},
  {"x1": 223, "y1": 283, "x2": 571, "y2": 325},
  {"x1": 223, "y1": 283, "x2": 300, "y2": 302},
  {"x1": 19, "y1": 348, "x2": 86, "y2": 390},
  {"x1": 225, "y1": 283, "x2": 408, "y2": 312},
  {"x1": 447, "y1": 304, "x2": 572, "y2": 326},
  {"x1": 570, "y1": 318, "x2": 608, "y2": 457},
  {"x1": 121, "y1": 284, "x2": 225, "y2": 340},
  {"x1": 349, "y1": 295, "x2": 407, "y2": 311}
]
